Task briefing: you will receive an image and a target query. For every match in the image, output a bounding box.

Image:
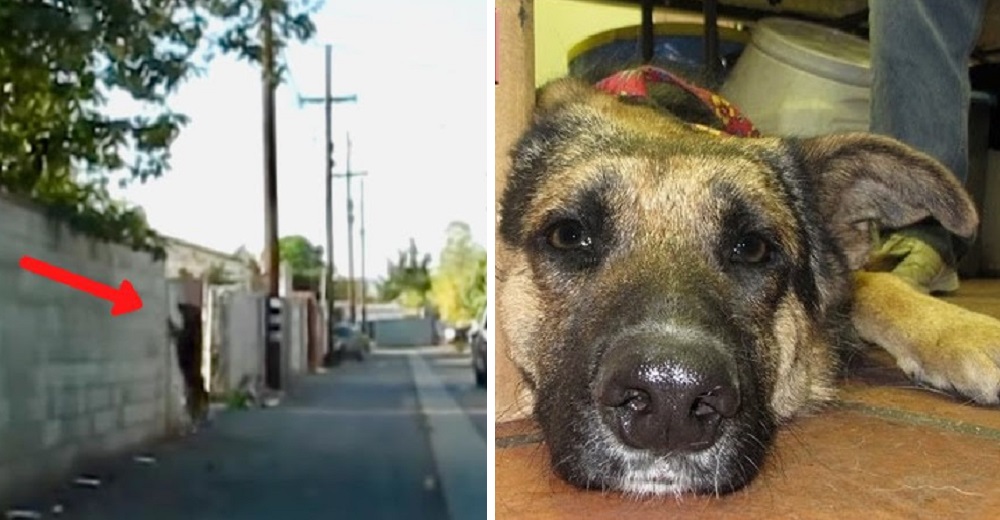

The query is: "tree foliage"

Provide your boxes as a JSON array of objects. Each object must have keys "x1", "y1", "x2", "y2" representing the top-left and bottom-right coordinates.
[
  {"x1": 377, "y1": 238, "x2": 433, "y2": 310},
  {"x1": 279, "y1": 235, "x2": 323, "y2": 274},
  {"x1": 0, "y1": 0, "x2": 319, "y2": 258},
  {"x1": 463, "y1": 252, "x2": 487, "y2": 322},
  {"x1": 278, "y1": 234, "x2": 330, "y2": 294},
  {"x1": 331, "y1": 278, "x2": 365, "y2": 302},
  {"x1": 430, "y1": 221, "x2": 485, "y2": 325},
  {"x1": 206, "y1": 262, "x2": 237, "y2": 285},
  {"x1": 276, "y1": 235, "x2": 373, "y2": 302}
]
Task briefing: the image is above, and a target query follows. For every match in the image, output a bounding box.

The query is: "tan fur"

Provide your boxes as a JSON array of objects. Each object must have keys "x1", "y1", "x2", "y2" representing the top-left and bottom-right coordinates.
[
  {"x1": 853, "y1": 271, "x2": 1000, "y2": 404},
  {"x1": 770, "y1": 297, "x2": 838, "y2": 419},
  {"x1": 799, "y1": 134, "x2": 979, "y2": 270},
  {"x1": 503, "y1": 79, "x2": 998, "y2": 411},
  {"x1": 498, "y1": 75, "x2": 1000, "y2": 496},
  {"x1": 497, "y1": 254, "x2": 544, "y2": 385}
]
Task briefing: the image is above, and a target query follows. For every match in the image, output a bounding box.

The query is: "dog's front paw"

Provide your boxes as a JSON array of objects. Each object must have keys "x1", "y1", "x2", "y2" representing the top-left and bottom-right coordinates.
[
  {"x1": 901, "y1": 306, "x2": 1000, "y2": 404},
  {"x1": 853, "y1": 272, "x2": 1000, "y2": 405}
]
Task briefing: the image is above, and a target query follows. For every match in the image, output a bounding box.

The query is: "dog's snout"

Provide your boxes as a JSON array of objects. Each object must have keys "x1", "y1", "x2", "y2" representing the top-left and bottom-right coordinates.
[{"x1": 597, "y1": 334, "x2": 740, "y2": 454}]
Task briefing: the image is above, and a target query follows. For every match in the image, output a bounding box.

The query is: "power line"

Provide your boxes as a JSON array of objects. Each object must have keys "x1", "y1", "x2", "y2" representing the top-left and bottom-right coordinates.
[
  {"x1": 297, "y1": 44, "x2": 356, "y2": 339},
  {"x1": 332, "y1": 132, "x2": 366, "y2": 324}
]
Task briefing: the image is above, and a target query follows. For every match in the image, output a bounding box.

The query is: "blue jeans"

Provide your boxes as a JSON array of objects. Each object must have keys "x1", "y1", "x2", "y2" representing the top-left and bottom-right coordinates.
[{"x1": 868, "y1": 0, "x2": 988, "y2": 263}]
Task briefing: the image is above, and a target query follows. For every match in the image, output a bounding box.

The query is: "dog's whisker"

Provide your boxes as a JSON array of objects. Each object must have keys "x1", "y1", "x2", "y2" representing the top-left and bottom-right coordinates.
[{"x1": 713, "y1": 449, "x2": 723, "y2": 499}]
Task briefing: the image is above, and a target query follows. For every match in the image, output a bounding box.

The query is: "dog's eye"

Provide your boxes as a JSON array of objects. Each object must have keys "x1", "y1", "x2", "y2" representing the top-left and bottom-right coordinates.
[
  {"x1": 730, "y1": 234, "x2": 771, "y2": 264},
  {"x1": 547, "y1": 220, "x2": 592, "y2": 250}
]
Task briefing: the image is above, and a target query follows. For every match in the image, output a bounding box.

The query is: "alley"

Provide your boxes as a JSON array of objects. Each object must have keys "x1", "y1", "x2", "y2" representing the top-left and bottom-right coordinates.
[{"x1": 7, "y1": 346, "x2": 486, "y2": 520}]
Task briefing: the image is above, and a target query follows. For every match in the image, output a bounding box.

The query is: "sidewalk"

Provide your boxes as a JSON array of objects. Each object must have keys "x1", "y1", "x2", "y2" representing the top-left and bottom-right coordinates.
[{"x1": 6, "y1": 349, "x2": 483, "y2": 520}]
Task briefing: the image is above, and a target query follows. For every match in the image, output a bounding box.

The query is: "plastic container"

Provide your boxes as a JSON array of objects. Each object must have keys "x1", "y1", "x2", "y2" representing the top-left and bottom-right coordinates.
[
  {"x1": 719, "y1": 17, "x2": 871, "y2": 137},
  {"x1": 567, "y1": 23, "x2": 750, "y2": 86}
]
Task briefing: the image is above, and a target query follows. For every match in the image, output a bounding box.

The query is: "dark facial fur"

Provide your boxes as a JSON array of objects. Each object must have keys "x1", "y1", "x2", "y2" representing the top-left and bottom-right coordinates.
[
  {"x1": 498, "y1": 80, "x2": 855, "y2": 495},
  {"x1": 497, "y1": 75, "x2": 977, "y2": 497}
]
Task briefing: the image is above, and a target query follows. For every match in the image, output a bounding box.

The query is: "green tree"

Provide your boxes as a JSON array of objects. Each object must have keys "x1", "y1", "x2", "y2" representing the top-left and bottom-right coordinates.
[
  {"x1": 206, "y1": 262, "x2": 236, "y2": 285},
  {"x1": 377, "y1": 238, "x2": 433, "y2": 310},
  {"x1": 278, "y1": 235, "x2": 324, "y2": 292},
  {"x1": 279, "y1": 235, "x2": 323, "y2": 273},
  {"x1": 331, "y1": 278, "x2": 368, "y2": 302},
  {"x1": 431, "y1": 221, "x2": 485, "y2": 325},
  {"x1": 463, "y1": 252, "x2": 487, "y2": 321},
  {"x1": 0, "y1": 0, "x2": 318, "y2": 258}
]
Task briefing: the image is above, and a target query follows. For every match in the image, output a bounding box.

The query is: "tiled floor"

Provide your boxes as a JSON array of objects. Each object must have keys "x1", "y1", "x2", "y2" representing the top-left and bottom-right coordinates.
[{"x1": 495, "y1": 279, "x2": 1000, "y2": 519}]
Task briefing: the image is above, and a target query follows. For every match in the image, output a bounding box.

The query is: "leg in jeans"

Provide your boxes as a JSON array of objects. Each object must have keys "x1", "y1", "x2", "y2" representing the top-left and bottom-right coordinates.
[{"x1": 868, "y1": 0, "x2": 987, "y2": 293}]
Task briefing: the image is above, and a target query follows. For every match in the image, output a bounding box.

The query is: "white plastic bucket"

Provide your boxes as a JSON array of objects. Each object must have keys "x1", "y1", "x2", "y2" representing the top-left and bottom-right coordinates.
[{"x1": 719, "y1": 17, "x2": 872, "y2": 137}]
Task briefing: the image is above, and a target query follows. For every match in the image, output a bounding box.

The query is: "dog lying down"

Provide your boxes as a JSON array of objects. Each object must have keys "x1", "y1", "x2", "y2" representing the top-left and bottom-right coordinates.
[{"x1": 497, "y1": 68, "x2": 1000, "y2": 497}]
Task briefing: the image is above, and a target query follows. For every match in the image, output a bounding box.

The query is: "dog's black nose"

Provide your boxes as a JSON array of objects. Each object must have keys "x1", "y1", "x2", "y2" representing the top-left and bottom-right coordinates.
[{"x1": 597, "y1": 335, "x2": 740, "y2": 454}]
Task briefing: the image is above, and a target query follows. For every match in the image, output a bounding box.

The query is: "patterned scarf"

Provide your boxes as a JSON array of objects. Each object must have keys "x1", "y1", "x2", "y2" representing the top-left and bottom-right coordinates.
[{"x1": 594, "y1": 65, "x2": 760, "y2": 138}]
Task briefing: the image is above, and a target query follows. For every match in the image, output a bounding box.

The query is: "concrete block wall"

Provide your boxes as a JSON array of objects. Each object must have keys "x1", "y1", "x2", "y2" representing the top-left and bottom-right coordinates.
[
  {"x1": 0, "y1": 195, "x2": 175, "y2": 504},
  {"x1": 218, "y1": 292, "x2": 266, "y2": 394},
  {"x1": 163, "y1": 237, "x2": 254, "y2": 286},
  {"x1": 206, "y1": 291, "x2": 314, "y2": 396},
  {"x1": 284, "y1": 298, "x2": 310, "y2": 376}
]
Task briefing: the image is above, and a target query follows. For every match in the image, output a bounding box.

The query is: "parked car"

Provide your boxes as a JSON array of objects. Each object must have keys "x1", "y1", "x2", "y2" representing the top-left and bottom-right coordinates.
[
  {"x1": 470, "y1": 316, "x2": 487, "y2": 387},
  {"x1": 325, "y1": 322, "x2": 373, "y2": 366}
]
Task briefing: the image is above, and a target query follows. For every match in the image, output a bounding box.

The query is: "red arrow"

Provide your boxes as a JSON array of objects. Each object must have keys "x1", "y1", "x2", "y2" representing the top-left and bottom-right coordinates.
[{"x1": 19, "y1": 255, "x2": 143, "y2": 316}]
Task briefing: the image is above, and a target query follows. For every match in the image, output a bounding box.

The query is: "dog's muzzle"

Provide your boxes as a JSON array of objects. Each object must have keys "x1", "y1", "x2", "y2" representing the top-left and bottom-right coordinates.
[{"x1": 595, "y1": 328, "x2": 741, "y2": 454}]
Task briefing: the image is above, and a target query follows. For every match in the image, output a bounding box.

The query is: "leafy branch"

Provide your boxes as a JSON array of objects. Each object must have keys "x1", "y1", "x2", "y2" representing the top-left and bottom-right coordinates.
[{"x1": 0, "y1": 0, "x2": 319, "y2": 258}]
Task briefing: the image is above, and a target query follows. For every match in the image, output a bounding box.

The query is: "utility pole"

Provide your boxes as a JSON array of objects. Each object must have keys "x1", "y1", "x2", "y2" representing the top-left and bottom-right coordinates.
[
  {"x1": 323, "y1": 45, "x2": 333, "y2": 329},
  {"x1": 333, "y1": 150, "x2": 367, "y2": 325},
  {"x1": 261, "y1": 5, "x2": 281, "y2": 391},
  {"x1": 359, "y1": 177, "x2": 368, "y2": 334},
  {"x1": 345, "y1": 134, "x2": 356, "y2": 324},
  {"x1": 299, "y1": 44, "x2": 355, "y2": 345},
  {"x1": 345, "y1": 132, "x2": 358, "y2": 324}
]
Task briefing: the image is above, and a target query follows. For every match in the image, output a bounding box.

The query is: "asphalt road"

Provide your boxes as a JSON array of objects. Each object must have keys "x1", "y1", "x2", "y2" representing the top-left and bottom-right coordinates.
[
  {"x1": 418, "y1": 347, "x2": 487, "y2": 440},
  {"x1": 7, "y1": 346, "x2": 486, "y2": 520}
]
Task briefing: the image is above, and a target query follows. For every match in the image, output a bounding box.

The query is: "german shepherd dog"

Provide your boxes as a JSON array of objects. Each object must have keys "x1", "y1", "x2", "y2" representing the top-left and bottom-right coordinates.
[{"x1": 496, "y1": 69, "x2": 1000, "y2": 497}]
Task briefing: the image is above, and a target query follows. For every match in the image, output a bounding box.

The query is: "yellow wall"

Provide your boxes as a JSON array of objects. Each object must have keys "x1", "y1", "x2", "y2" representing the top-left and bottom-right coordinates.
[
  {"x1": 534, "y1": 1, "x2": 642, "y2": 87},
  {"x1": 534, "y1": 1, "x2": 712, "y2": 87}
]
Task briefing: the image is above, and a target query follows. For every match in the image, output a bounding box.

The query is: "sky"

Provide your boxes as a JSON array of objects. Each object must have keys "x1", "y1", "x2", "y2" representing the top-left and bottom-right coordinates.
[{"x1": 109, "y1": 0, "x2": 488, "y2": 281}]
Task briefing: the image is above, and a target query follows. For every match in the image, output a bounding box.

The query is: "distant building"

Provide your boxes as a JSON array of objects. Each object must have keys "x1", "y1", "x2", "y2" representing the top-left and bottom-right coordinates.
[
  {"x1": 334, "y1": 301, "x2": 409, "y2": 322},
  {"x1": 164, "y1": 236, "x2": 257, "y2": 287}
]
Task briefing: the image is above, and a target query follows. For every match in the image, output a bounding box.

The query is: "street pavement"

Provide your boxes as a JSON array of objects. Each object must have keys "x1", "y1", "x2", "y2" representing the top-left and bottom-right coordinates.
[
  {"x1": 6, "y1": 346, "x2": 487, "y2": 520},
  {"x1": 406, "y1": 347, "x2": 487, "y2": 440}
]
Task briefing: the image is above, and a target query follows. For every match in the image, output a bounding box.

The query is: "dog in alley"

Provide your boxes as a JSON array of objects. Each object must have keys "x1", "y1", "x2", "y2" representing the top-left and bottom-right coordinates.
[{"x1": 496, "y1": 65, "x2": 1000, "y2": 497}]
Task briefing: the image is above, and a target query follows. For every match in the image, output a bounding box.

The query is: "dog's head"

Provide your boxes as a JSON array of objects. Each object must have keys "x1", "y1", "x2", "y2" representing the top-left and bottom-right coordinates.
[{"x1": 497, "y1": 77, "x2": 978, "y2": 496}]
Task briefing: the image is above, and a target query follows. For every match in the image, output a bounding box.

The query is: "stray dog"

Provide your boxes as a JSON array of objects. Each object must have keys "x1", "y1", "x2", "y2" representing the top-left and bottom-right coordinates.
[
  {"x1": 496, "y1": 66, "x2": 1000, "y2": 497},
  {"x1": 168, "y1": 303, "x2": 209, "y2": 422}
]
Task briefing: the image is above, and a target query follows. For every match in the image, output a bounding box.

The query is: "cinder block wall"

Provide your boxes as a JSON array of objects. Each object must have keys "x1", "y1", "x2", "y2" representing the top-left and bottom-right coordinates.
[
  {"x1": 0, "y1": 195, "x2": 174, "y2": 504},
  {"x1": 216, "y1": 292, "x2": 311, "y2": 393},
  {"x1": 219, "y1": 292, "x2": 265, "y2": 393},
  {"x1": 285, "y1": 299, "x2": 308, "y2": 375}
]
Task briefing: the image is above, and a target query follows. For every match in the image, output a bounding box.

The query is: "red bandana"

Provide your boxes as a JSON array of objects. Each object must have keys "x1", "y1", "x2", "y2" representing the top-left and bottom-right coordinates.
[{"x1": 594, "y1": 65, "x2": 760, "y2": 138}]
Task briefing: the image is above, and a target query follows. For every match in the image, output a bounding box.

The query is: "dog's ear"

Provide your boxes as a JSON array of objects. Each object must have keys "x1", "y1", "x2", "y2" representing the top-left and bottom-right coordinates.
[
  {"x1": 535, "y1": 77, "x2": 596, "y2": 116},
  {"x1": 798, "y1": 133, "x2": 978, "y2": 269}
]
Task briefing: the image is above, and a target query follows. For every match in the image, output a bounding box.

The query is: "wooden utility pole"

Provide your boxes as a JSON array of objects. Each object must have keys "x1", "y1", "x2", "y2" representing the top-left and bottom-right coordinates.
[
  {"x1": 299, "y1": 45, "x2": 356, "y2": 339},
  {"x1": 324, "y1": 44, "x2": 333, "y2": 327},
  {"x1": 261, "y1": 5, "x2": 281, "y2": 391},
  {"x1": 359, "y1": 177, "x2": 368, "y2": 333},
  {"x1": 333, "y1": 147, "x2": 367, "y2": 325}
]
